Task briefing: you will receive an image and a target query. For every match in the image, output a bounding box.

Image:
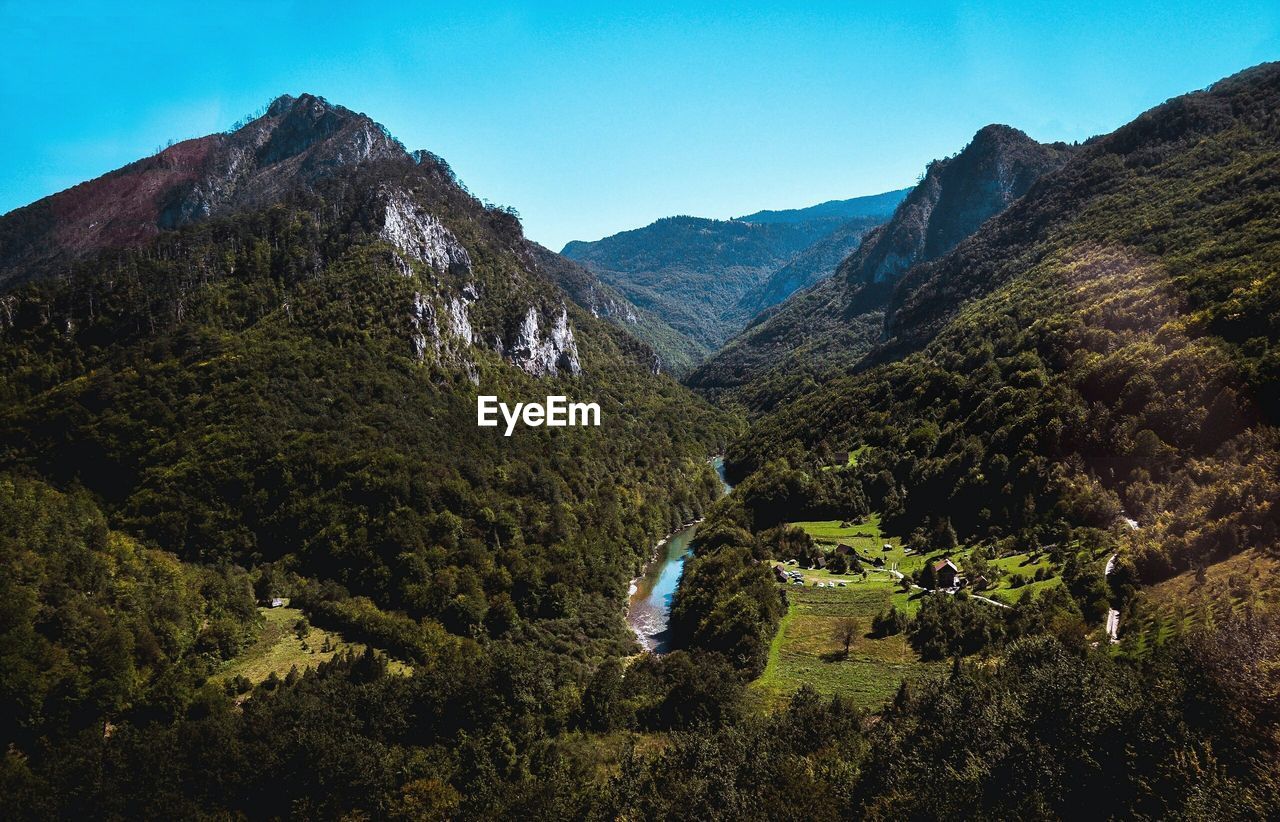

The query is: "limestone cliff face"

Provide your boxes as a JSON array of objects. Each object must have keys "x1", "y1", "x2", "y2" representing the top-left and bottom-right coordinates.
[
  {"x1": 379, "y1": 187, "x2": 473, "y2": 277},
  {"x1": 507, "y1": 306, "x2": 581, "y2": 377}
]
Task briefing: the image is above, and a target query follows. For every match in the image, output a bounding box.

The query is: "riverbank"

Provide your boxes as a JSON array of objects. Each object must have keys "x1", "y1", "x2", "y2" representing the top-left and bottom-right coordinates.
[
  {"x1": 625, "y1": 520, "x2": 703, "y2": 652},
  {"x1": 624, "y1": 456, "x2": 734, "y2": 652}
]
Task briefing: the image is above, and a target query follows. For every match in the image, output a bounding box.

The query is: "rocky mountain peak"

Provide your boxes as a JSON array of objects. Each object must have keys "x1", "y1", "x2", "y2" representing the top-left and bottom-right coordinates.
[
  {"x1": 0, "y1": 92, "x2": 412, "y2": 287},
  {"x1": 838, "y1": 124, "x2": 1072, "y2": 288}
]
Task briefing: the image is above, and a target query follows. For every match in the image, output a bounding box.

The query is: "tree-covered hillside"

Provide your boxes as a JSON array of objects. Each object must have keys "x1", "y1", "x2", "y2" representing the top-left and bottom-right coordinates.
[
  {"x1": 561, "y1": 188, "x2": 906, "y2": 355},
  {"x1": 728, "y1": 62, "x2": 1280, "y2": 584},
  {"x1": 0, "y1": 96, "x2": 744, "y2": 816},
  {"x1": 3, "y1": 60, "x2": 1280, "y2": 821}
]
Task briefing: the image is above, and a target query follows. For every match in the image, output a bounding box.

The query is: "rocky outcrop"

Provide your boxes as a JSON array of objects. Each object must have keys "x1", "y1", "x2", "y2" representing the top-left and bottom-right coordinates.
[
  {"x1": 507, "y1": 306, "x2": 581, "y2": 377},
  {"x1": 447, "y1": 294, "x2": 474, "y2": 344},
  {"x1": 379, "y1": 188, "x2": 473, "y2": 276},
  {"x1": 687, "y1": 125, "x2": 1074, "y2": 410},
  {"x1": 409, "y1": 292, "x2": 440, "y2": 360},
  {"x1": 0, "y1": 295, "x2": 15, "y2": 332},
  {"x1": 409, "y1": 280, "x2": 477, "y2": 362}
]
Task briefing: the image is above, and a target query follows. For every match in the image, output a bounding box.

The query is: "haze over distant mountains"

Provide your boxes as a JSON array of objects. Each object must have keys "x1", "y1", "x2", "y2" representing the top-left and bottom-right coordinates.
[{"x1": 560, "y1": 188, "x2": 909, "y2": 362}]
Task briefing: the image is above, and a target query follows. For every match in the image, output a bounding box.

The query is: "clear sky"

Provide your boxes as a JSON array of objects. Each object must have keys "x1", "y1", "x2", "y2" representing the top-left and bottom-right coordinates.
[{"x1": 2, "y1": 1, "x2": 1278, "y2": 250}]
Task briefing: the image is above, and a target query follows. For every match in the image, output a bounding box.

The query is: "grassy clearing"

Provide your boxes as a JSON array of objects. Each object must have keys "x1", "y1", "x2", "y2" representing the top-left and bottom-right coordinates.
[
  {"x1": 750, "y1": 573, "x2": 943, "y2": 712},
  {"x1": 983, "y1": 552, "x2": 1060, "y2": 602},
  {"x1": 794, "y1": 514, "x2": 924, "y2": 575},
  {"x1": 212, "y1": 606, "x2": 412, "y2": 686},
  {"x1": 792, "y1": 515, "x2": 1071, "y2": 602},
  {"x1": 792, "y1": 515, "x2": 885, "y2": 543},
  {"x1": 821, "y1": 445, "x2": 868, "y2": 471}
]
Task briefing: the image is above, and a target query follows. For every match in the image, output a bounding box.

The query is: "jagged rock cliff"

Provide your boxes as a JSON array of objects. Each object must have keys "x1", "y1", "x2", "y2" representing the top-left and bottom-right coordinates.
[{"x1": 838, "y1": 124, "x2": 1073, "y2": 289}]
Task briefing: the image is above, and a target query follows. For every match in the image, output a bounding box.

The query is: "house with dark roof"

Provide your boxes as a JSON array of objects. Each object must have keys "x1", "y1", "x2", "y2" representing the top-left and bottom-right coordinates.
[{"x1": 933, "y1": 558, "x2": 961, "y2": 589}]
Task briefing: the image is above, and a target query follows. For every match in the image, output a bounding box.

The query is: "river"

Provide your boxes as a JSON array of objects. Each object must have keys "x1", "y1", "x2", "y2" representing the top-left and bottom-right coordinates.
[{"x1": 625, "y1": 456, "x2": 732, "y2": 652}]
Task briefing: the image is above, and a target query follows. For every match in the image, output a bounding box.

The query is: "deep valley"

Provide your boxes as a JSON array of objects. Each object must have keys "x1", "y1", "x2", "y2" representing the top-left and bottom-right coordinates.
[{"x1": 1, "y1": 51, "x2": 1279, "y2": 822}]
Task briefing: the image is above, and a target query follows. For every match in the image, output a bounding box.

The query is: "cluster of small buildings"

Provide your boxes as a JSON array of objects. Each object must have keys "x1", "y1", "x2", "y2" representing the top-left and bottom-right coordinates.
[
  {"x1": 773, "y1": 565, "x2": 807, "y2": 585},
  {"x1": 835, "y1": 543, "x2": 885, "y2": 567},
  {"x1": 772, "y1": 564, "x2": 850, "y2": 588}
]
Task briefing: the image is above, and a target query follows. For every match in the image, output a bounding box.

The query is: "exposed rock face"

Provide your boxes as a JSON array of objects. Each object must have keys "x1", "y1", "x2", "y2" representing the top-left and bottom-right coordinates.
[
  {"x1": 839, "y1": 124, "x2": 1073, "y2": 289},
  {"x1": 409, "y1": 291, "x2": 440, "y2": 361},
  {"x1": 379, "y1": 188, "x2": 472, "y2": 276},
  {"x1": 687, "y1": 125, "x2": 1074, "y2": 409},
  {"x1": 583, "y1": 283, "x2": 638, "y2": 323},
  {"x1": 0, "y1": 295, "x2": 15, "y2": 331},
  {"x1": 448, "y1": 294, "x2": 474, "y2": 344},
  {"x1": 508, "y1": 306, "x2": 581, "y2": 377}
]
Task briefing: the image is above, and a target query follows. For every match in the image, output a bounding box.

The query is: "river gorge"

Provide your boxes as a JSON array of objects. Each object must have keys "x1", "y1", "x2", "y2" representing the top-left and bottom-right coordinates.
[{"x1": 625, "y1": 456, "x2": 733, "y2": 652}]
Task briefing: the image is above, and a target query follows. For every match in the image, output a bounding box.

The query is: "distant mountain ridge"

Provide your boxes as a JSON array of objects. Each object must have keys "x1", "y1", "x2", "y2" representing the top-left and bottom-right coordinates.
[
  {"x1": 687, "y1": 124, "x2": 1073, "y2": 409},
  {"x1": 732, "y1": 214, "x2": 884, "y2": 320},
  {"x1": 735, "y1": 188, "x2": 910, "y2": 224},
  {"x1": 560, "y1": 188, "x2": 908, "y2": 358}
]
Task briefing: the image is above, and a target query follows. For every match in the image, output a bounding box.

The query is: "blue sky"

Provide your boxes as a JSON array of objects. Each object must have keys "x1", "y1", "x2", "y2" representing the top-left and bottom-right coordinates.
[{"x1": 2, "y1": 2, "x2": 1278, "y2": 250}]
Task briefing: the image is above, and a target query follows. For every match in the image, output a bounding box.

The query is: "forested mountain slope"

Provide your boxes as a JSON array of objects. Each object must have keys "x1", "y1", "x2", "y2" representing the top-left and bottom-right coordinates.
[
  {"x1": 640, "y1": 65, "x2": 1280, "y2": 819},
  {"x1": 560, "y1": 189, "x2": 906, "y2": 353},
  {"x1": 728, "y1": 61, "x2": 1280, "y2": 582},
  {"x1": 0, "y1": 94, "x2": 740, "y2": 816},
  {"x1": 731, "y1": 213, "x2": 885, "y2": 320},
  {"x1": 689, "y1": 125, "x2": 1073, "y2": 410}
]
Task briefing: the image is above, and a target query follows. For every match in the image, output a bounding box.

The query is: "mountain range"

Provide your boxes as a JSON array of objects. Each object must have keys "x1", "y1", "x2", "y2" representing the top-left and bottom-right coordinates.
[
  {"x1": 560, "y1": 188, "x2": 908, "y2": 360},
  {"x1": 687, "y1": 123, "x2": 1075, "y2": 409},
  {"x1": 2, "y1": 61, "x2": 1280, "y2": 821}
]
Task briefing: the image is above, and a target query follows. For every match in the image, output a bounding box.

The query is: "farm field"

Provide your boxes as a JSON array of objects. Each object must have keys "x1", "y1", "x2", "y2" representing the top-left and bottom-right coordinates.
[{"x1": 749, "y1": 571, "x2": 943, "y2": 712}]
